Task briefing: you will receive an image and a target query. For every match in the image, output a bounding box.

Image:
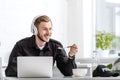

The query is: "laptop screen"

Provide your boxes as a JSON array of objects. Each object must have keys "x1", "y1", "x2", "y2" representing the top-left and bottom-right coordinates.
[{"x1": 17, "y1": 56, "x2": 53, "y2": 78}]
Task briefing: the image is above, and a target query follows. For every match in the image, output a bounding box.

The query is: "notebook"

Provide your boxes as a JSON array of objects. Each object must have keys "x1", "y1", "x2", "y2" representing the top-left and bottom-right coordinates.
[{"x1": 17, "y1": 56, "x2": 53, "y2": 78}]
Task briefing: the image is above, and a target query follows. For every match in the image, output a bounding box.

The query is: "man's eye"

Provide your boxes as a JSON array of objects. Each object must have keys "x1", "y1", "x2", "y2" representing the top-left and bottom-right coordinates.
[{"x1": 43, "y1": 28, "x2": 47, "y2": 30}]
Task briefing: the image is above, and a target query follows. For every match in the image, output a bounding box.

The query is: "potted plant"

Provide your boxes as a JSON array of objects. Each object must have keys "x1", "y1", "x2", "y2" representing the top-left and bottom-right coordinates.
[{"x1": 96, "y1": 31, "x2": 115, "y2": 57}]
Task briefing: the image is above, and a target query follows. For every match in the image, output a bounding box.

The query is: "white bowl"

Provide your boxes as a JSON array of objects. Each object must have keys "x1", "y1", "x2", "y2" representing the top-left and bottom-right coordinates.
[{"x1": 72, "y1": 68, "x2": 87, "y2": 77}]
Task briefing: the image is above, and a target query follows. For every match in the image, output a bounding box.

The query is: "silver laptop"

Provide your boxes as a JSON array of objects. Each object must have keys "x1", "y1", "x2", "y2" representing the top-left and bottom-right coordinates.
[{"x1": 17, "y1": 56, "x2": 53, "y2": 78}]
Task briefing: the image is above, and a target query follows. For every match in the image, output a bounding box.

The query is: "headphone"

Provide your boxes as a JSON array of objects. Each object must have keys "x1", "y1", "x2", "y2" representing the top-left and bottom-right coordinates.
[
  {"x1": 31, "y1": 23, "x2": 38, "y2": 35},
  {"x1": 31, "y1": 15, "x2": 41, "y2": 35}
]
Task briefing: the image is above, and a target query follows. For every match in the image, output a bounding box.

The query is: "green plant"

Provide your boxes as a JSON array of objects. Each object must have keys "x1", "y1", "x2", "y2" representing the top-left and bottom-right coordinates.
[
  {"x1": 96, "y1": 31, "x2": 115, "y2": 50},
  {"x1": 107, "y1": 63, "x2": 113, "y2": 69}
]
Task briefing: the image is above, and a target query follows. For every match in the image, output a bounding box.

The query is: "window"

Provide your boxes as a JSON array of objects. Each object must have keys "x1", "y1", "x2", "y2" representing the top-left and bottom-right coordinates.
[{"x1": 96, "y1": 0, "x2": 120, "y2": 57}]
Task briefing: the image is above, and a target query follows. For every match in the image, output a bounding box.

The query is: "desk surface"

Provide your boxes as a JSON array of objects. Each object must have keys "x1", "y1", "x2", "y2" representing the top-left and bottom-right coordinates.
[
  {"x1": 3, "y1": 76, "x2": 120, "y2": 80},
  {"x1": 3, "y1": 58, "x2": 120, "y2": 80}
]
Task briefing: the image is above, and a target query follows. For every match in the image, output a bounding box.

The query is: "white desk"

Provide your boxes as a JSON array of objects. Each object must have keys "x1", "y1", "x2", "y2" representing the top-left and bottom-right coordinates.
[
  {"x1": 3, "y1": 76, "x2": 120, "y2": 80},
  {"x1": 3, "y1": 58, "x2": 120, "y2": 80},
  {"x1": 76, "y1": 58, "x2": 117, "y2": 64}
]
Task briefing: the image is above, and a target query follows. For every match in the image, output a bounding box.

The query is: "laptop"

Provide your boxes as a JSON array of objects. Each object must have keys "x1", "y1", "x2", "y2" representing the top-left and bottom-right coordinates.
[{"x1": 17, "y1": 56, "x2": 53, "y2": 78}]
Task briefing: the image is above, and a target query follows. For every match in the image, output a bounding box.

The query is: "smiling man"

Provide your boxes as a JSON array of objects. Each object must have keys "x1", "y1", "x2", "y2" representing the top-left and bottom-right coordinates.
[{"x1": 5, "y1": 15, "x2": 78, "y2": 77}]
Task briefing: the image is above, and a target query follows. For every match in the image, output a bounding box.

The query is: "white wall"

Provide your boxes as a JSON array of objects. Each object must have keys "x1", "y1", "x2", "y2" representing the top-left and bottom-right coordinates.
[
  {"x1": 67, "y1": 0, "x2": 84, "y2": 58},
  {"x1": 0, "y1": 0, "x2": 68, "y2": 65},
  {"x1": 83, "y1": 0, "x2": 94, "y2": 57},
  {"x1": 67, "y1": 0, "x2": 94, "y2": 58}
]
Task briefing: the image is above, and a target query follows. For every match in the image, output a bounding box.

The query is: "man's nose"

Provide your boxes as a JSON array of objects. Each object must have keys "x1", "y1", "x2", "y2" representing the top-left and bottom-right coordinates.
[{"x1": 47, "y1": 30, "x2": 51, "y2": 35}]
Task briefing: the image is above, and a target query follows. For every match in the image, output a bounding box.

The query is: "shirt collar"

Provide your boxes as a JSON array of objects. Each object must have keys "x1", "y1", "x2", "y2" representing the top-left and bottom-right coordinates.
[
  {"x1": 43, "y1": 42, "x2": 51, "y2": 51},
  {"x1": 31, "y1": 35, "x2": 51, "y2": 51}
]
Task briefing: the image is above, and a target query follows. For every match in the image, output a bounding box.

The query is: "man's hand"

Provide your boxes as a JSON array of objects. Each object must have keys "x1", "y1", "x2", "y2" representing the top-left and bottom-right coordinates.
[{"x1": 69, "y1": 44, "x2": 78, "y2": 57}]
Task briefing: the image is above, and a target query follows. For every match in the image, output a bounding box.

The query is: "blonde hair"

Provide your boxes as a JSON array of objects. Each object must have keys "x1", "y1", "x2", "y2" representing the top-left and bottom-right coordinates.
[{"x1": 34, "y1": 15, "x2": 52, "y2": 28}]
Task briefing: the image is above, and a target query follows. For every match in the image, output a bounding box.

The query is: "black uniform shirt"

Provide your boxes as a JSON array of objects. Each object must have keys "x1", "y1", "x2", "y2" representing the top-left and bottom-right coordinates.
[{"x1": 5, "y1": 35, "x2": 77, "y2": 77}]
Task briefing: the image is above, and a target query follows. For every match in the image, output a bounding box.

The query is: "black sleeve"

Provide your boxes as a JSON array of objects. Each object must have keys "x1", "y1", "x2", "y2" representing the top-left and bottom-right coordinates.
[
  {"x1": 5, "y1": 42, "x2": 22, "y2": 77},
  {"x1": 55, "y1": 47, "x2": 77, "y2": 76}
]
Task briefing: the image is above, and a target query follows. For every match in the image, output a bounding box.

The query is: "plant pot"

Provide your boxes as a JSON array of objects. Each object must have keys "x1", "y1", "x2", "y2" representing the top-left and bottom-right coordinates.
[{"x1": 99, "y1": 50, "x2": 110, "y2": 58}]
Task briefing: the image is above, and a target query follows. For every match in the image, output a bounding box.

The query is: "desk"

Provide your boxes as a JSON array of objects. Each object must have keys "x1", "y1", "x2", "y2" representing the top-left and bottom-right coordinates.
[
  {"x1": 3, "y1": 76, "x2": 120, "y2": 80},
  {"x1": 76, "y1": 58, "x2": 117, "y2": 64},
  {"x1": 3, "y1": 58, "x2": 120, "y2": 80}
]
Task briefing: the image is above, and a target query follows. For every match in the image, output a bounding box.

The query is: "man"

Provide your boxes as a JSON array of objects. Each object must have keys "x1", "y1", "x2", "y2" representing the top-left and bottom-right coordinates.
[{"x1": 5, "y1": 15, "x2": 78, "y2": 77}]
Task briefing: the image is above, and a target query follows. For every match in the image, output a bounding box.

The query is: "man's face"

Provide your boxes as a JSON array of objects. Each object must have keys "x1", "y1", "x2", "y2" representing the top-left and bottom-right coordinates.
[{"x1": 37, "y1": 21, "x2": 52, "y2": 42}]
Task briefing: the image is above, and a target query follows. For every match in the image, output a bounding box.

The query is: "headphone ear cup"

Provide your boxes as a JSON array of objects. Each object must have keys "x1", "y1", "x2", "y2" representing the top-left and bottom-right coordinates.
[{"x1": 33, "y1": 26, "x2": 38, "y2": 35}]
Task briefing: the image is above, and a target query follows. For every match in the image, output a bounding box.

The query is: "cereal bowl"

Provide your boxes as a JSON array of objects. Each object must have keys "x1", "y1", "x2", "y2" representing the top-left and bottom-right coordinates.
[{"x1": 72, "y1": 68, "x2": 87, "y2": 77}]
